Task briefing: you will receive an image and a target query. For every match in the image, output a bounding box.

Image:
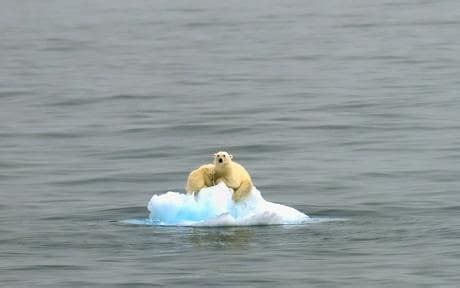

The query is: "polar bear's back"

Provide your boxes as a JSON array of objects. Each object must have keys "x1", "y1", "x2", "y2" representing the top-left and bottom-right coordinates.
[{"x1": 186, "y1": 164, "x2": 215, "y2": 193}]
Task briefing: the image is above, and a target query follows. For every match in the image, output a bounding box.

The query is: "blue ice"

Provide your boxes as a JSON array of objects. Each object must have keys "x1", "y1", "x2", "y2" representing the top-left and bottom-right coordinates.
[{"x1": 147, "y1": 182, "x2": 310, "y2": 226}]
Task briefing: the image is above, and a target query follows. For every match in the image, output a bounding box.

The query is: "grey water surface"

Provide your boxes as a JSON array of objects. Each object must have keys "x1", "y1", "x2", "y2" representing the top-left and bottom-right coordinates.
[{"x1": 1, "y1": 0, "x2": 460, "y2": 287}]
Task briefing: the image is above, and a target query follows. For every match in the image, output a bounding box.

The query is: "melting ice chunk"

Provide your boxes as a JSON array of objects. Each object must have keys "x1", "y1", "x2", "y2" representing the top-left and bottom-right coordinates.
[{"x1": 147, "y1": 182, "x2": 310, "y2": 226}]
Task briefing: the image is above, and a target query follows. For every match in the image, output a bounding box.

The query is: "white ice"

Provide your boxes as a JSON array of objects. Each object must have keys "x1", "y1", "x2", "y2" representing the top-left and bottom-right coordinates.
[{"x1": 147, "y1": 182, "x2": 310, "y2": 226}]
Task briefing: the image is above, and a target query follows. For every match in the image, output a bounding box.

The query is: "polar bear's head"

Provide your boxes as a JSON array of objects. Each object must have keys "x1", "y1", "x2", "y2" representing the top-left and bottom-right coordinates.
[{"x1": 213, "y1": 151, "x2": 233, "y2": 166}]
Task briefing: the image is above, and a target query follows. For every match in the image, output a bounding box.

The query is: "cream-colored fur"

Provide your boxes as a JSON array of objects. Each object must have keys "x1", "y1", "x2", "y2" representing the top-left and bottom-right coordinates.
[
  {"x1": 185, "y1": 164, "x2": 216, "y2": 195},
  {"x1": 213, "y1": 151, "x2": 253, "y2": 202}
]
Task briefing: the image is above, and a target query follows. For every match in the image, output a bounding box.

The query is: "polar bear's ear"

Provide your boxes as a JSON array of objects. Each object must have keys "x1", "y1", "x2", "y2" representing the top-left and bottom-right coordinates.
[{"x1": 228, "y1": 153, "x2": 233, "y2": 159}]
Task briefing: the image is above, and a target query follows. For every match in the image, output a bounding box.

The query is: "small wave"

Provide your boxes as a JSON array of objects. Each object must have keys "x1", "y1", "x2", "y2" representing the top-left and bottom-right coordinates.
[{"x1": 121, "y1": 216, "x2": 344, "y2": 227}]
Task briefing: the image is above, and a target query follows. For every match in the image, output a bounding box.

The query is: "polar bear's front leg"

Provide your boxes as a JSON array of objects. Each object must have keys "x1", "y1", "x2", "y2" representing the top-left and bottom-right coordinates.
[{"x1": 232, "y1": 180, "x2": 253, "y2": 202}]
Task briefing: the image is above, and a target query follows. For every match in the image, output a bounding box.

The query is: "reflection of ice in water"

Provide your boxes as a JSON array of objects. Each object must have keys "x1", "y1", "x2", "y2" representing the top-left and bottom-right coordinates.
[
  {"x1": 189, "y1": 227, "x2": 254, "y2": 249},
  {"x1": 147, "y1": 182, "x2": 310, "y2": 226}
]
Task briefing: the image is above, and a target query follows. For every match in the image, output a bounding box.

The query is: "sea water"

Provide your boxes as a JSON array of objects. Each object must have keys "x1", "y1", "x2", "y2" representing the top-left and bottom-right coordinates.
[
  {"x1": 2, "y1": 0, "x2": 460, "y2": 286},
  {"x1": 146, "y1": 182, "x2": 310, "y2": 226}
]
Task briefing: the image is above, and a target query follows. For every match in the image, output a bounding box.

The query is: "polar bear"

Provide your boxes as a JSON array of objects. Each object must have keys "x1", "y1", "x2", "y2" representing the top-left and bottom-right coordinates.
[
  {"x1": 213, "y1": 151, "x2": 254, "y2": 202},
  {"x1": 185, "y1": 164, "x2": 216, "y2": 195}
]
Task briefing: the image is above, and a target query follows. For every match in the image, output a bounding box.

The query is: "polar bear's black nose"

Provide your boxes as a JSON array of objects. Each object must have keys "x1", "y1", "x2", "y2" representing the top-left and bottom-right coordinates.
[{"x1": 218, "y1": 158, "x2": 223, "y2": 163}]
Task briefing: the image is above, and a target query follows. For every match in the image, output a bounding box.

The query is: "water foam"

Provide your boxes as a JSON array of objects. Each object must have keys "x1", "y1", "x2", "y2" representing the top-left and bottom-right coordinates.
[{"x1": 146, "y1": 182, "x2": 310, "y2": 226}]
